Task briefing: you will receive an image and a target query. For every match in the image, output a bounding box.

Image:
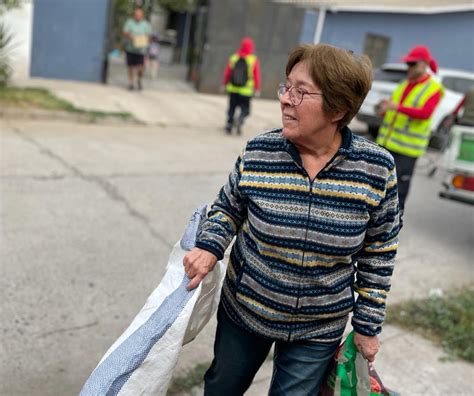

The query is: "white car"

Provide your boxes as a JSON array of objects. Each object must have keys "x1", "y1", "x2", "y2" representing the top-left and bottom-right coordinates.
[
  {"x1": 356, "y1": 63, "x2": 474, "y2": 149},
  {"x1": 439, "y1": 124, "x2": 474, "y2": 205}
]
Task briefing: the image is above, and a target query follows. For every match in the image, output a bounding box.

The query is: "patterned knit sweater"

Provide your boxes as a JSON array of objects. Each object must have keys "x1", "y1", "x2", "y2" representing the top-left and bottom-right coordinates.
[{"x1": 195, "y1": 127, "x2": 400, "y2": 342}]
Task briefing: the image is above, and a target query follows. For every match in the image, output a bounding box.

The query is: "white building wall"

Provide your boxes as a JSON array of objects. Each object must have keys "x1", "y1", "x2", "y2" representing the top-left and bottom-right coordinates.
[{"x1": 2, "y1": 1, "x2": 33, "y2": 80}]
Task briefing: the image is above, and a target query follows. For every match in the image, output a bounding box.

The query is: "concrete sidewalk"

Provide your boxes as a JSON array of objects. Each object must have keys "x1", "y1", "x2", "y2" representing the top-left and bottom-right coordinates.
[
  {"x1": 12, "y1": 62, "x2": 281, "y2": 135},
  {"x1": 12, "y1": 77, "x2": 284, "y2": 145},
  {"x1": 6, "y1": 70, "x2": 474, "y2": 395}
]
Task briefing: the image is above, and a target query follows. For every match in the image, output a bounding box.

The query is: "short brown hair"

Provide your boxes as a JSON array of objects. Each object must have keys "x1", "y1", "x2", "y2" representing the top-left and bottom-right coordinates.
[{"x1": 286, "y1": 44, "x2": 372, "y2": 130}]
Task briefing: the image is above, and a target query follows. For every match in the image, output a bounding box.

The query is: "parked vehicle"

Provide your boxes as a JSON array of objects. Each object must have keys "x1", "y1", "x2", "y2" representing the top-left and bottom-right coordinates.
[
  {"x1": 439, "y1": 124, "x2": 474, "y2": 205},
  {"x1": 356, "y1": 63, "x2": 474, "y2": 149}
]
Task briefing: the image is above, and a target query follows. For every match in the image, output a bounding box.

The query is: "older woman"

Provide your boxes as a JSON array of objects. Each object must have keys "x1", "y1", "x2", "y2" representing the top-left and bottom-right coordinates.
[{"x1": 183, "y1": 44, "x2": 400, "y2": 395}]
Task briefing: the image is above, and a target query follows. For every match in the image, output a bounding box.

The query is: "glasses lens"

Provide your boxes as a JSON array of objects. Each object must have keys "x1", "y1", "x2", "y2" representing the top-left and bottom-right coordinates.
[
  {"x1": 278, "y1": 84, "x2": 303, "y2": 106},
  {"x1": 278, "y1": 84, "x2": 285, "y2": 98},
  {"x1": 292, "y1": 88, "x2": 303, "y2": 105},
  {"x1": 406, "y1": 62, "x2": 417, "y2": 67}
]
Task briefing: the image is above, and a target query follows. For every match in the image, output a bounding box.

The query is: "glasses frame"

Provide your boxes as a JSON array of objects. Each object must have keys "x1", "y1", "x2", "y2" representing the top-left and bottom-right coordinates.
[
  {"x1": 278, "y1": 83, "x2": 324, "y2": 106},
  {"x1": 406, "y1": 62, "x2": 419, "y2": 68}
]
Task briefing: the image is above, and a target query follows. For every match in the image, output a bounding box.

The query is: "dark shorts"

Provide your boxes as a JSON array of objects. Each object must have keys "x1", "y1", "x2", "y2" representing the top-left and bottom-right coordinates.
[{"x1": 126, "y1": 52, "x2": 145, "y2": 66}]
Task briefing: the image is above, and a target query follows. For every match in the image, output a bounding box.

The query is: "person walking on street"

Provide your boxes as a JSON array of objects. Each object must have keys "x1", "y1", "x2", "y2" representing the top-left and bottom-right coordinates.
[
  {"x1": 123, "y1": 8, "x2": 152, "y2": 90},
  {"x1": 376, "y1": 45, "x2": 444, "y2": 214},
  {"x1": 184, "y1": 44, "x2": 400, "y2": 395},
  {"x1": 222, "y1": 37, "x2": 261, "y2": 135}
]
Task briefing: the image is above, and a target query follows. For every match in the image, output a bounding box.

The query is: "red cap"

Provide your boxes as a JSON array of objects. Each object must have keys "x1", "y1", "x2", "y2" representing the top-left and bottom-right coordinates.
[{"x1": 401, "y1": 45, "x2": 438, "y2": 73}]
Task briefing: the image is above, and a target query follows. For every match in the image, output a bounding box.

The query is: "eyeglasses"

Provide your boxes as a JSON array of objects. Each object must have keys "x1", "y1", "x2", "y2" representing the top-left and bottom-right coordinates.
[
  {"x1": 406, "y1": 62, "x2": 418, "y2": 67},
  {"x1": 278, "y1": 83, "x2": 324, "y2": 106}
]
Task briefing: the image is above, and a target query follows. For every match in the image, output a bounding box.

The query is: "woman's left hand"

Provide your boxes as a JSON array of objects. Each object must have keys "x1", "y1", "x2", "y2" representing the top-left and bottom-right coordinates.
[{"x1": 354, "y1": 333, "x2": 379, "y2": 362}]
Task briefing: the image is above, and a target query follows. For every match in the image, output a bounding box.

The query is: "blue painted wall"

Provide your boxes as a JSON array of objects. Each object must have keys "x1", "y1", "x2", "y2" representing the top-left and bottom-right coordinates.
[
  {"x1": 31, "y1": 0, "x2": 110, "y2": 82},
  {"x1": 299, "y1": 10, "x2": 317, "y2": 43},
  {"x1": 300, "y1": 11, "x2": 474, "y2": 72}
]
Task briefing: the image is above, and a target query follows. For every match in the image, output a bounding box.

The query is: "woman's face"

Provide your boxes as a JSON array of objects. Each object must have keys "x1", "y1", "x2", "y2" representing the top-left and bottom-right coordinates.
[{"x1": 280, "y1": 61, "x2": 336, "y2": 145}]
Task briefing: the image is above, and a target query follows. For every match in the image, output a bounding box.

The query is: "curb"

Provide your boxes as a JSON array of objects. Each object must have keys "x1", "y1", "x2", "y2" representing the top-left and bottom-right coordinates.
[{"x1": 0, "y1": 106, "x2": 144, "y2": 126}]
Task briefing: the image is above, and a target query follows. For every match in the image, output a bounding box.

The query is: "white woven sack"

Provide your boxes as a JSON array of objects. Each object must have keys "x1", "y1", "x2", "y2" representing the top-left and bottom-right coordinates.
[{"x1": 80, "y1": 206, "x2": 225, "y2": 396}]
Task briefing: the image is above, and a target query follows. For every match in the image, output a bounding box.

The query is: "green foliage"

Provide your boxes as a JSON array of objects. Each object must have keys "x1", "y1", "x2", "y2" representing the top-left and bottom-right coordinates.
[
  {"x1": 0, "y1": 0, "x2": 20, "y2": 85},
  {"x1": 0, "y1": 22, "x2": 13, "y2": 86},
  {"x1": 0, "y1": 86, "x2": 75, "y2": 110},
  {"x1": 157, "y1": 0, "x2": 198, "y2": 12},
  {"x1": 0, "y1": 86, "x2": 134, "y2": 121},
  {"x1": 0, "y1": 0, "x2": 20, "y2": 14},
  {"x1": 111, "y1": 0, "x2": 133, "y2": 50},
  {"x1": 167, "y1": 362, "x2": 209, "y2": 394},
  {"x1": 110, "y1": 0, "x2": 200, "y2": 52},
  {"x1": 387, "y1": 287, "x2": 474, "y2": 362}
]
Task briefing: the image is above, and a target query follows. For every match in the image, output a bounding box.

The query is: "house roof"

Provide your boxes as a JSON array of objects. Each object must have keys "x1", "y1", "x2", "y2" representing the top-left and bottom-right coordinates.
[{"x1": 272, "y1": 0, "x2": 474, "y2": 13}]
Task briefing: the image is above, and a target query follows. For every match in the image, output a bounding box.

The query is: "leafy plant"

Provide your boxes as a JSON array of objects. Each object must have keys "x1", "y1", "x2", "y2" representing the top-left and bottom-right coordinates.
[
  {"x1": 110, "y1": 0, "x2": 132, "y2": 50},
  {"x1": 0, "y1": 86, "x2": 135, "y2": 121},
  {"x1": 0, "y1": 0, "x2": 20, "y2": 14},
  {"x1": 387, "y1": 287, "x2": 474, "y2": 362},
  {"x1": 110, "y1": 0, "x2": 200, "y2": 49},
  {"x1": 157, "y1": 0, "x2": 198, "y2": 12},
  {"x1": 0, "y1": 22, "x2": 14, "y2": 86}
]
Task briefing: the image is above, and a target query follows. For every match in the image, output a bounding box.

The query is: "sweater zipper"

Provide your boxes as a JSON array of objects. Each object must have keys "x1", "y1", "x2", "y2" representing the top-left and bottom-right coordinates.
[
  {"x1": 286, "y1": 153, "x2": 341, "y2": 342},
  {"x1": 289, "y1": 174, "x2": 314, "y2": 342},
  {"x1": 298, "y1": 177, "x2": 314, "y2": 302}
]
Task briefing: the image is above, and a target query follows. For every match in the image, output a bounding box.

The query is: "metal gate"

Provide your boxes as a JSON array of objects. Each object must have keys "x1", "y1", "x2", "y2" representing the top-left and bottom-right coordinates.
[{"x1": 30, "y1": 0, "x2": 111, "y2": 82}]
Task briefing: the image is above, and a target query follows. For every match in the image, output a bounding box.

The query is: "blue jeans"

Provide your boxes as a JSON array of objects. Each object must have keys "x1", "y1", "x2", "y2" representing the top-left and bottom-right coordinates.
[{"x1": 204, "y1": 306, "x2": 340, "y2": 396}]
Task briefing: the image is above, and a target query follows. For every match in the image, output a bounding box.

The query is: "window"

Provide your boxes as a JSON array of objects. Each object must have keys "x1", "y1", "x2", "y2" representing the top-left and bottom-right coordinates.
[
  {"x1": 442, "y1": 77, "x2": 474, "y2": 94},
  {"x1": 363, "y1": 33, "x2": 390, "y2": 69}
]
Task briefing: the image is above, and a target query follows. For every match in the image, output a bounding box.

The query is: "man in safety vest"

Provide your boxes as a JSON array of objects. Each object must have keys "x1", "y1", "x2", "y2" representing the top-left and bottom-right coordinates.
[
  {"x1": 376, "y1": 45, "x2": 444, "y2": 213},
  {"x1": 222, "y1": 37, "x2": 261, "y2": 135}
]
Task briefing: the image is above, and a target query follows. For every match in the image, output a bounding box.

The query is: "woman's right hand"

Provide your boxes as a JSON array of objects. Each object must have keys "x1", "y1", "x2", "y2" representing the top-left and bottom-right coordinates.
[{"x1": 183, "y1": 248, "x2": 218, "y2": 290}]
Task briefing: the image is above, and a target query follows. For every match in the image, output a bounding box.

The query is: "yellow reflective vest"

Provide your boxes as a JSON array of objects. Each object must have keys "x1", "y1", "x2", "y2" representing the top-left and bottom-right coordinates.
[
  {"x1": 377, "y1": 76, "x2": 444, "y2": 158},
  {"x1": 226, "y1": 54, "x2": 256, "y2": 97}
]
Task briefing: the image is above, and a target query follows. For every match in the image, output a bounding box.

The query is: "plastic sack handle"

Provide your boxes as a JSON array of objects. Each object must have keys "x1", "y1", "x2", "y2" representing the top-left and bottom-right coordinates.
[
  {"x1": 336, "y1": 331, "x2": 385, "y2": 396},
  {"x1": 336, "y1": 331, "x2": 359, "y2": 396}
]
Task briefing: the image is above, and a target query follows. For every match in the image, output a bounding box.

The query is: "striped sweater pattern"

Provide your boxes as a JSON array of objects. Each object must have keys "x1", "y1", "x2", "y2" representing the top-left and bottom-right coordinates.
[{"x1": 195, "y1": 127, "x2": 400, "y2": 342}]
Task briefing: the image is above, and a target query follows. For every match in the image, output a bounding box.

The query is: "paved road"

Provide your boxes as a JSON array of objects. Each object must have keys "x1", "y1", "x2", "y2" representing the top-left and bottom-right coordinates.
[
  {"x1": 0, "y1": 116, "x2": 255, "y2": 395},
  {"x1": 1, "y1": 99, "x2": 473, "y2": 394}
]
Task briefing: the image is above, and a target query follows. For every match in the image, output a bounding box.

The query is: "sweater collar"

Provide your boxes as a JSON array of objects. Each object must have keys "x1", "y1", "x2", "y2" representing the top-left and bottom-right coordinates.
[{"x1": 284, "y1": 126, "x2": 353, "y2": 169}]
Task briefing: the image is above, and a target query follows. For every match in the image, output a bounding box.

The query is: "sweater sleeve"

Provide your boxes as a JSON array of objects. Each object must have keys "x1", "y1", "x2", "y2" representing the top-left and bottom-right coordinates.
[
  {"x1": 253, "y1": 58, "x2": 261, "y2": 91},
  {"x1": 195, "y1": 152, "x2": 247, "y2": 260},
  {"x1": 352, "y1": 163, "x2": 400, "y2": 336},
  {"x1": 222, "y1": 61, "x2": 232, "y2": 85}
]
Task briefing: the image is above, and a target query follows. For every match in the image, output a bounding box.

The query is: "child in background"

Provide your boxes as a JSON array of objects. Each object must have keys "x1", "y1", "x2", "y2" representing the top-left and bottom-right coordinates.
[{"x1": 147, "y1": 34, "x2": 160, "y2": 79}]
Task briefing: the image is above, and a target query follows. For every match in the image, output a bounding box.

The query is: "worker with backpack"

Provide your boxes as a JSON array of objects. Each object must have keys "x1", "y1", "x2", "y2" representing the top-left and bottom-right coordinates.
[{"x1": 222, "y1": 37, "x2": 261, "y2": 135}]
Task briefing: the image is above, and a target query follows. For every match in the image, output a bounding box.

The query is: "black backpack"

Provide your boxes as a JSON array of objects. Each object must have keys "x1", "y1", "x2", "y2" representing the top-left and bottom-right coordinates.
[{"x1": 231, "y1": 57, "x2": 249, "y2": 87}]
